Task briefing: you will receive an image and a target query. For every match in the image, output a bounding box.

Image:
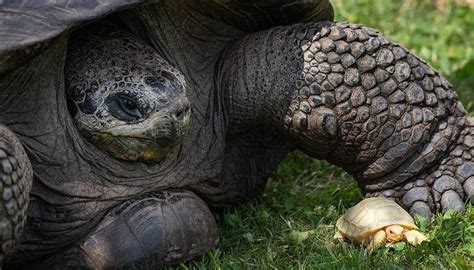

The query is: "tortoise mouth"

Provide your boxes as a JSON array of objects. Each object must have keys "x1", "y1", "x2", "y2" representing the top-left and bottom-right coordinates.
[
  {"x1": 87, "y1": 132, "x2": 183, "y2": 162},
  {"x1": 77, "y1": 111, "x2": 189, "y2": 162},
  {"x1": 73, "y1": 104, "x2": 190, "y2": 162}
]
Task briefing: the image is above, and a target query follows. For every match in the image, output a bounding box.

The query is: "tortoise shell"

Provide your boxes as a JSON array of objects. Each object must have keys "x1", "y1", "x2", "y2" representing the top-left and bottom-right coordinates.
[{"x1": 336, "y1": 197, "x2": 417, "y2": 241}]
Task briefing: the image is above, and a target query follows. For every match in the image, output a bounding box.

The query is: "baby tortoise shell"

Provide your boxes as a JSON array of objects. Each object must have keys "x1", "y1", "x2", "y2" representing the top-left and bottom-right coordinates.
[{"x1": 336, "y1": 197, "x2": 417, "y2": 242}]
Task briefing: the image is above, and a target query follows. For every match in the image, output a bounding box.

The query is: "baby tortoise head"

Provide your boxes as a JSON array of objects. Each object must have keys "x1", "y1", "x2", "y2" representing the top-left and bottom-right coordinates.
[{"x1": 65, "y1": 27, "x2": 190, "y2": 162}]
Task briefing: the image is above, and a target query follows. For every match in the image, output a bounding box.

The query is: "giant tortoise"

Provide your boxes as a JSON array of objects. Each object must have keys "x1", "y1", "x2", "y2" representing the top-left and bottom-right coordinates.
[{"x1": 0, "y1": 0, "x2": 472, "y2": 268}]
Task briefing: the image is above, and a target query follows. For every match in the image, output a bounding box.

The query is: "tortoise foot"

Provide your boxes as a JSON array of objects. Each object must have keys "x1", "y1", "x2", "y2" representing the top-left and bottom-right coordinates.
[
  {"x1": 366, "y1": 117, "x2": 473, "y2": 220},
  {"x1": 38, "y1": 190, "x2": 218, "y2": 269}
]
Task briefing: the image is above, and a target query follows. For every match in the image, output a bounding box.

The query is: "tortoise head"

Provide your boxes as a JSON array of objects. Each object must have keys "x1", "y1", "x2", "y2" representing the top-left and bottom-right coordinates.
[
  {"x1": 384, "y1": 225, "x2": 404, "y2": 242},
  {"x1": 65, "y1": 28, "x2": 190, "y2": 162}
]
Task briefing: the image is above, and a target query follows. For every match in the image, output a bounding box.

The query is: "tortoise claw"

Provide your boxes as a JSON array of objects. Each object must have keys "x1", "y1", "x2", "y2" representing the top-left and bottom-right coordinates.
[
  {"x1": 366, "y1": 117, "x2": 473, "y2": 219},
  {"x1": 395, "y1": 166, "x2": 468, "y2": 219}
]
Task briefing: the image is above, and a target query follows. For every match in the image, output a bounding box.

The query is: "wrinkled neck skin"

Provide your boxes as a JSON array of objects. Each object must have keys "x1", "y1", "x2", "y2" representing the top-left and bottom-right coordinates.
[
  {"x1": 221, "y1": 21, "x2": 469, "y2": 189},
  {"x1": 220, "y1": 26, "x2": 296, "y2": 138}
]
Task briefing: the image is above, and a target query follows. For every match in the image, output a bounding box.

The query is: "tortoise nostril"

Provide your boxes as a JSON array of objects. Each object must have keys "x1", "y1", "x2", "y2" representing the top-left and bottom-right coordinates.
[
  {"x1": 173, "y1": 104, "x2": 191, "y2": 123},
  {"x1": 175, "y1": 110, "x2": 183, "y2": 121}
]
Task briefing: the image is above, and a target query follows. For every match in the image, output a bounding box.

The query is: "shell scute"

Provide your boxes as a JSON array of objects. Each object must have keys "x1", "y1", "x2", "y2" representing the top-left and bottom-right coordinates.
[{"x1": 336, "y1": 197, "x2": 417, "y2": 239}]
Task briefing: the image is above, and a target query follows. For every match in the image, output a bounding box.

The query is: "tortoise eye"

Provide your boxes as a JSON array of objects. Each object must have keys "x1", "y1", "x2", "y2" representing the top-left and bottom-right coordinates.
[
  {"x1": 117, "y1": 97, "x2": 141, "y2": 120},
  {"x1": 123, "y1": 99, "x2": 138, "y2": 111},
  {"x1": 105, "y1": 95, "x2": 142, "y2": 122}
]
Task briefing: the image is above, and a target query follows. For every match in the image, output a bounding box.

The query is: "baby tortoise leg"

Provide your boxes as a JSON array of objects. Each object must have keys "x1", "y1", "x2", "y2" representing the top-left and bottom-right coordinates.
[
  {"x1": 366, "y1": 230, "x2": 386, "y2": 251},
  {"x1": 333, "y1": 230, "x2": 345, "y2": 241},
  {"x1": 404, "y1": 229, "x2": 427, "y2": 245},
  {"x1": 0, "y1": 124, "x2": 33, "y2": 267},
  {"x1": 38, "y1": 190, "x2": 218, "y2": 269}
]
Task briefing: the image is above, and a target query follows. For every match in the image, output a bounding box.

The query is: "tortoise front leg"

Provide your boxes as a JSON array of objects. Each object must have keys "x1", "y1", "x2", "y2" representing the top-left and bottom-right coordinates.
[
  {"x1": 404, "y1": 229, "x2": 427, "y2": 245},
  {"x1": 37, "y1": 190, "x2": 218, "y2": 269},
  {"x1": 366, "y1": 230, "x2": 386, "y2": 251},
  {"x1": 0, "y1": 124, "x2": 33, "y2": 267},
  {"x1": 220, "y1": 22, "x2": 472, "y2": 220},
  {"x1": 280, "y1": 23, "x2": 473, "y2": 220}
]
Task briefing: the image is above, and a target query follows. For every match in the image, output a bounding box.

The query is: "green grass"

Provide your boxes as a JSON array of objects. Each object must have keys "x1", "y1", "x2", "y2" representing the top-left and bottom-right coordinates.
[
  {"x1": 176, "y1": 0, "x2": 474, "y2": 269},
  {"x1": 179, "y1": 159, "x2": 473, "y2": 269}
]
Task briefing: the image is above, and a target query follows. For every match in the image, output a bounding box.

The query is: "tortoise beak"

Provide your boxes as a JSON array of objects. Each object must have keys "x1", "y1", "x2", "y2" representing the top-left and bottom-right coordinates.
[
  {"x1": 91, "y1": 98, "x2": 191, "y2": 162},
  {"x1": 105, "y1": 97, "x2": 190, "y2": 142}
]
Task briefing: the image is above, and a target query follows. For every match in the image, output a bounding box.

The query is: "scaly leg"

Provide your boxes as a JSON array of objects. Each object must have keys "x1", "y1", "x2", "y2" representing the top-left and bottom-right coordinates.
[
  {"x1": 367, "y1": 230, "x2": 386, "y2": 250},
  {"x1": 0, "y1": 124, "x2": 33, "y2": 267},
  {"x1": 220, "y1": 21, "x2": 472, "y2": 220},
  {"x1": 333, "y1": 230, "x2": 345, "y2": 241},
  {"x1": 404, "y1": 229, "x2": 427, "y2": 245}
]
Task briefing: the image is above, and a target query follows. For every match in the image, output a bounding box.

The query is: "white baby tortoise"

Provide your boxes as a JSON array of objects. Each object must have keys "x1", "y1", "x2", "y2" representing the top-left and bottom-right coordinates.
[{"x1": 334, "y1": 197, "x2": 427, "y2": 250}]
